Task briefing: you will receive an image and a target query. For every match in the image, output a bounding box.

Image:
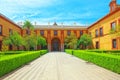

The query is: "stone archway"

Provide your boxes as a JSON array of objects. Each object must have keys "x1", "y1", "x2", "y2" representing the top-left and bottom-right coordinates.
[{"x1": 51, "y1": 38, "x2": 61, "y2": 51}]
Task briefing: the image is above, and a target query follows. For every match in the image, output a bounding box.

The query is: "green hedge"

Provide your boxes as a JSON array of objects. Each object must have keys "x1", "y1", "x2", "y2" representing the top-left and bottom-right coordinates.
[
  {"x1": 87, "y1": 50, "x2": 120, "y2": 53},
  {"x1": 65, "y1": 49, "x2": 120, "y2": 74},
  {"x1": 0, "y1": 50, "x2": 47, "y2": 77},
  {"x1": 0, "y1": 51, "x2": 26, "y2": 55}
]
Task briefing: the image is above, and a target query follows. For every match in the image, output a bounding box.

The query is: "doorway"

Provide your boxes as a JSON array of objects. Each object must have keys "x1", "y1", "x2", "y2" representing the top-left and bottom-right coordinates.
[{"x1": 51, "y1": 38, "x2": 60, "y2": 51}]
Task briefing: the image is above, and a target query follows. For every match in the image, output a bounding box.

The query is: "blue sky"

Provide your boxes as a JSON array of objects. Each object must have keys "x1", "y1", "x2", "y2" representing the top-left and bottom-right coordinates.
[{"x1": 0, "y1": 0, "x2": 120, "y2": 26}]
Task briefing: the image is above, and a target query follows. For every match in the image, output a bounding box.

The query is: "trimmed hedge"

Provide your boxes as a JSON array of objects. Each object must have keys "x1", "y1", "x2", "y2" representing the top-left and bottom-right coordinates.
[
  {"x1": 65, "y1": 49, "x2": 120, "y2": 74},
  {"x1": 0, "y1": 50, "x2": 47, "y2": 77},
  {"x1": 0, "y1": 51, "x2": 27, "y2": 55},
  {"x1": 87, "y1": 50, "x2": 120, "y2": 53}
]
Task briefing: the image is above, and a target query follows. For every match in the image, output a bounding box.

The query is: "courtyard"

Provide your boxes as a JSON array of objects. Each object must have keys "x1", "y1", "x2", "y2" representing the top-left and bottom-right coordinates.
[
  {"x1": 0, "y1": 0, "x2": 120, "y2": 80},
  {"x1": 1, "y1": 52, "x2": 120, "y2": 80}
]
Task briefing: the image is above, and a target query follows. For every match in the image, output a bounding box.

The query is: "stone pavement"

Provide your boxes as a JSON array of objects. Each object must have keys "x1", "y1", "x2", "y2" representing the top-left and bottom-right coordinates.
[{"x1": 1, "y1": 52, "x2": 120, "y2": 80}]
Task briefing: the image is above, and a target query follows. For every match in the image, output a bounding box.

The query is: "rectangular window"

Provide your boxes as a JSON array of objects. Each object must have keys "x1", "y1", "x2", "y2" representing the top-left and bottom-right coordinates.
[
  {"x1": 100, "y1": 27, "x2": 103, "y2": 36},
  {"x1": 54, "y1": 30, "x2": 58, "y2": 36},
  {"x1": 95, "y1": 29, "x2": 98, "y2": 37},
  {"x1": 96, "y1": 41, "x2": 99, "y2": 49},
  {"x1": 111, "y1": 22, "x2": 116, "y2": 31},
  {"x1": 67, "y1": 30, "x2": 71, "y2": 36},
  {"x1": 0, "y1": 25, "x2": 2, "y2": 35},
  {"x1": 89, "y1": 32, "x2": 92, "y2": 37},
  {"x1": 9, "y1": 29, "x2": 13, "y2": 35},
  {"x1": 26, "y1": 30, "x2": 30, "y2": 35},
  {"x1": 112, "y1": 39, "x2": 117, "y2": 48},
  {"x1": 80, "y1": 30, "x2": 83, "y2": 35},
  {"x1": 0, "y1": 41, "x2": 2, "y2": 50},
  {"x1": 40, "y1": 30, "x2": 44, "y2": 36}
]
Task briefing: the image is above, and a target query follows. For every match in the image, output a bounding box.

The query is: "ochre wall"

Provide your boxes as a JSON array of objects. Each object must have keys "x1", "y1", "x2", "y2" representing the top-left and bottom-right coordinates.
[
  {"x1": 0, "y1": 6, "x2": 120, "y2": 51},
  {"x1": 0, "y1": 17, "x2": 21, "y2": 38},
  {"x1": 33, "y1": 29, "x2": 87, "y2": 51},
  {"x1": 88, "y1": 10, "x2": 120, "y2": 50},
  {"x1": 0, "y1": 16, "x2": 22, "y2": 50}
]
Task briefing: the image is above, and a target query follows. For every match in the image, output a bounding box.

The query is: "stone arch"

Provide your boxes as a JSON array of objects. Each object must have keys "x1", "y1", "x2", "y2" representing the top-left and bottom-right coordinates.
[{"x1": 51, "y1": 38, "x2": 61, "y2": 51}]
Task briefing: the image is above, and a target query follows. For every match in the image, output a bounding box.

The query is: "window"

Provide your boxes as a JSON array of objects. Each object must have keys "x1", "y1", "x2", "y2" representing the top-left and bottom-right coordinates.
[
  {"x1": 111, "y1": 22, "x2": 116, "y2": 31},
  {"x1": 54, "y1": 30, "x2": 58, "y2": 36},
  {"x1": 40, "y1": 30, "x2": 44, "y2": 36},
  {"x1": 80, "y1": 30, "x2": 83, "y2": 35},
  {"x1": 96, "y1": 41, "x2": 99, "y2": 49},
  {"x1": 100, "y1": 27, "x2": 103, "y2": 36},
  {"x1": 95, "y1": 29, "x2": 98, "y2": 37},
  {"x1": 89, "y1": 32, "x2": 92, "y2": 37},
  {"x1": 67, "y1": 30, "x2": 71, "y2": 36},
  {"x1": 9, "y1": 29, "x2": 13, "y2": 35},
  {"x1": 26, "y1": 30, "x2": 30, "y2": 35},
  {"x1": 0, "y1": 41, "x2": 2, "y2": 50},
  {"x1": 0, "y1": 25, "x2": 2, "y2": 35},
  {"x1": 112, "y1": 39, "x2": 117, "y2": 48}
]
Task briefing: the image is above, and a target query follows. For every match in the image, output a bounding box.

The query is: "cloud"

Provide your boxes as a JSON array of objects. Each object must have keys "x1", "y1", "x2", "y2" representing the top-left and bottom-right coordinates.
[
  {"x1": 0, "y1": 0, "x2": 58, "y2": 7},
  {"x1": 0, "y1": 0, "x2": 113, "y2": 26}
]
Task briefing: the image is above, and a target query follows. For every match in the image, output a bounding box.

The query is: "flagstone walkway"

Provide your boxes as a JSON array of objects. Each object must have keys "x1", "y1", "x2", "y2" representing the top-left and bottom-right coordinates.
[{"x1": 1, "y1": 52, "x2": 120, "y2": 80}]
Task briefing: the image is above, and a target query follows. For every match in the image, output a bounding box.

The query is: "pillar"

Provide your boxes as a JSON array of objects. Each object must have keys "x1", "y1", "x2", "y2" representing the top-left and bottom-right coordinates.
[
  {"x1": 47, "y1": 30, "x2": 51, "y2": 52},
  {"x1": 61, "y1": 30, "x2": 64, "y2": 52},
  {"x1": 61, "y1": 43, "x2": 64, "y2": 52},
  {"x1": 48, "y1": 43, "x2": 51, "y2": 52}
]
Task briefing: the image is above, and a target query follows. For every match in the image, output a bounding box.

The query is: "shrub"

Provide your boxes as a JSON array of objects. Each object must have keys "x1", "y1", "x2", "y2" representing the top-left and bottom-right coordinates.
[
  {"x1": 65, "y1": 50, "x2": 120, "y2": 74},
  {"x1": 0, "y1": 50, "x2": 47, "y2": 77}
]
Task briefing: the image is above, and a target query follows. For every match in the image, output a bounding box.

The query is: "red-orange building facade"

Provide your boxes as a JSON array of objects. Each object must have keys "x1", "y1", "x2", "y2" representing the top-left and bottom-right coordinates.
[
  {"x1": 22, "y1": 24, "x2": 87, "y2": 51},
  {"x1": 0, "y1": 0, "x2": 120, "y2": 51}
]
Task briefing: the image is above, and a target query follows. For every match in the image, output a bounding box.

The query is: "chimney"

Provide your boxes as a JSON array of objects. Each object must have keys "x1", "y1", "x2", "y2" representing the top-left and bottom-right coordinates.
[{"x1": 109, "y1": 0, "x2": 117, "y2": 12}]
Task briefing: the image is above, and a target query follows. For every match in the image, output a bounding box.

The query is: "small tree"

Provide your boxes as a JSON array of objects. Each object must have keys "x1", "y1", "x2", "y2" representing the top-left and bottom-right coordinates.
[
  {"x1": 23, "y1": 31, "x2": 47, "y2": 50},
  {"x1": 23, "y1": 33, "x2": 37, "y2": 51},
  {"x1": 65, "y1": 32, "x2": 78, "y2": 49},
  {"x1": 78, "y1": 34, "x2": 92, "y2": 49},
  {"x1": 37, "y1": 35, "x2": 47, "y2": 50},
  {"x1": 3, "y1": 31, "x2": 24, "y2": 50}
]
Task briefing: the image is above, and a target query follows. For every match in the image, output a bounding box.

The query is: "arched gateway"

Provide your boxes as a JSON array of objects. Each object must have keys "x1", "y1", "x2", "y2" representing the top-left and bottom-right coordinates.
[{"x1": 51, "y1": 38, "x2": 61, "y2": 51}]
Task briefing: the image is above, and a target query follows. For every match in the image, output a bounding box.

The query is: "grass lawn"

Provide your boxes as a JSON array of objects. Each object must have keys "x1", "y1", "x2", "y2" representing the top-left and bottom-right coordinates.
[
  {"x1": 65, "y1": 49, "x2": 120, "y2": 74},
  {"x1": 0, "y1": 50, "x2": 48, "y2": 77}
]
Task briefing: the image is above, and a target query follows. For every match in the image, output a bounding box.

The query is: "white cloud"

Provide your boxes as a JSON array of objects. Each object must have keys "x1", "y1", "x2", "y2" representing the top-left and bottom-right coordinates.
[
  {"x1": 0, "y1": 0, "x2": 97, "y2": 26},
  {"x1": 0, "y1": 0, "x2": 59, "y2": 8}
]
